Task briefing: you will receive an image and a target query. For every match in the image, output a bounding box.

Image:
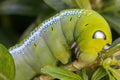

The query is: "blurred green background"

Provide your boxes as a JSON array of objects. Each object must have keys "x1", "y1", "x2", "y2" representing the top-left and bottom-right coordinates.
[{"x1": 0, "y1": 0, "x2": 120, "y2": 48}]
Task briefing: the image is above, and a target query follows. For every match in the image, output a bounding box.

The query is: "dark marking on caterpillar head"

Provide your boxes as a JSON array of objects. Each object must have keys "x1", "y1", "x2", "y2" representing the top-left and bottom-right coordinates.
[
  {"x1": 85, "y1": 24, "x2": 88, "y2": 26},
  {"x1": 70, "y1": 17, "x2": 72, "y2": 21},
  {"x1": 51, "y1": 27, "x2": 53, "y2": 31}
]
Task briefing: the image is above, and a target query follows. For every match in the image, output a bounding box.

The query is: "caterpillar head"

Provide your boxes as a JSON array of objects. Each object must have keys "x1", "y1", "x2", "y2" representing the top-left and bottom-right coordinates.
[{"x1": 74, "y1": 10, "x2": 112, "y2": 62}]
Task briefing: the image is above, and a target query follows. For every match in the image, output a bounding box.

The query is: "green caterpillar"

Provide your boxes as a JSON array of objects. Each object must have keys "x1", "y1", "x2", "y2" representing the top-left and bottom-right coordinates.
[{"x1": 9, "y1": 9, "x2": 112, "y2": 80}]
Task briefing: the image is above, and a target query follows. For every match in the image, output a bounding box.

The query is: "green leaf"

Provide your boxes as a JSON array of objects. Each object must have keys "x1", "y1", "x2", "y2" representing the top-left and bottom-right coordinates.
[
  {"x1": 77, "y1": 68, "x2": 88, "y2": 80},
  {"x1": 105, "y1": 67, "x2": 116, "y2": 80},
  {"x1": 81, "y1": 69, "x2": 88, "y2": 80},
  {"x1": 76, "y1": 68, "x2": 88, "y2": 80},
  {"x1": 103, "y1": 14, "x2": 120, "y2": 35},
  {"x1": 91, "y1": 67, "x2": 107, "y2": 80},
  {"x1": 111, "y1": 37, "x2": 120, "y2": 48},
  {"x1": 103, "y1": 58, "x2": 118, "y2": 69},
  {"x1": 0, "y1": 0, "x2": 53, "y2": 16},
  {"x1": 102, "y1": 57, "x2": 120, "y2": 80},
  {"x1": 43, "y1": 0, "x2": 69, "y2": 10},
  {"x1": 0, "y1": 44, "x2": 15, "y2": 80},
  {"x1": 62, "y1": 0, "x2": 78, "y2": 8},
  {"x1": 41, "y1": 65, "x2": 82, "y2": 80},
  {"x1": 43, "y1": 0, "x2": 92, "y2": 10},
  {"x1": 109, "y1": 75, "x2": 116, "y2": 80},
  {"x1": 109, "y1": 67, "x2": 120, "y2": 80},
  {"x1": 103, "y1": 58, "x2": 112, "y2": 69},
  {"x1": 74, "y1": 0, "x2": 91, "y2": 9}
]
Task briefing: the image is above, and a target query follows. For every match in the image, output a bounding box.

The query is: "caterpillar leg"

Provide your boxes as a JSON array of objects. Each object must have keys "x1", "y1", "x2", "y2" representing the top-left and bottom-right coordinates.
[
  {"x1": 63, "y1": 60, "x2": 85, "y2": 71},
  {"x1": 64, "y1": 60, "x2": 97, "y2": 71},
  {"x1": 33, "y1": 75, "x2": 53, "y2": 80},
  {"x1": 39, "y1": 75, "x2": 53, "y2": 80}
]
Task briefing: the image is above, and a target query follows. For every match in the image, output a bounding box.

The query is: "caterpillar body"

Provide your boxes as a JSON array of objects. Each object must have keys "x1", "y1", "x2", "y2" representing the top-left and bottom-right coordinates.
[{"x1": 9, "y1": 9, "x2": 112, "y2": 80}]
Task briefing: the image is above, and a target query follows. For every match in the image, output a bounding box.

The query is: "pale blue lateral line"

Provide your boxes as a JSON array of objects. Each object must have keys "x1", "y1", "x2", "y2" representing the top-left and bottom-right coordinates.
[{"x1": 9, "y1": 9, "x2": 84, "y2": 55}]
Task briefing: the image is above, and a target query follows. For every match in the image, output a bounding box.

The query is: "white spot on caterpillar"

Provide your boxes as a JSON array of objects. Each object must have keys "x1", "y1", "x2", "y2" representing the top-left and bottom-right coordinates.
[
  {"x1": 93, "y1": 31, "x2": 106, "y2": 40},
  {"x1": 104, "y1": 44, "x2": 111, "y2": 50}
]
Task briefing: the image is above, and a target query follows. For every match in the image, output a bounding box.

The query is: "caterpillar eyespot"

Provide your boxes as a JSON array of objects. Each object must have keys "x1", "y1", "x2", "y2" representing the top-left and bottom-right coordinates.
[
  {"x1": 93, "y1": 31, "x2": 106, "y2": 40},
  {"x1": 9, "y1": 9, "x2": 112, "y2": 80}
]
